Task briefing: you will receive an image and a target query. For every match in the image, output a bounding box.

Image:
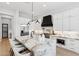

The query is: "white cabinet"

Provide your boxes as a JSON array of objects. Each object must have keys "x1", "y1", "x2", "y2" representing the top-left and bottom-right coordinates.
[
  {"x1": 63, "y1": 11, "x2": 70, "y2": 31},
  {"x1": 53, "y1": 11, "x2": 70, "y2": 31},
  {"x1": 69, "y1": 8, "x2": 79, "y2": 31},
  {"x1": 70, "y1": 16, "x2": 79, "y2": 31},
  {"x1": 53, "y1": 8, "x2": 79, "y2": 32},
  {"x1": 70, "y1": 8, "x2": 79, "y2": 17},
  {"x1": 66, "y1": 39, "x2": 76, "y2": 51},
  {"x1": 57, "y1": 37, "x2": 79, "y2": 54},
  {"x1": 62, "y1": 10, "x2": 71, "y2": 31},
  {"x1": 65, "y1": 38, "x2": 79, "y2": 53},
  {"x1": 57, "y1": 14, "x2": 63, "y2": 31},
  {"x1": 53, "y1": 13, "x2": 63, "y2": 31},
  {"x1": 53, "y1": 15, "x2": 58, "y2": 31},
  {"x1": 71, "y1": 39, "x2": 79, "y2": 53},
  {"x1": 63, "y1": 17, "x2": 70, "y2": 31}
]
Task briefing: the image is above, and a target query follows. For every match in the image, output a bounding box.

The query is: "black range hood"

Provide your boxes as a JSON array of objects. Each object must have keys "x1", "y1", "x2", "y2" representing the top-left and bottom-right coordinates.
[{"x1": 41, "y1": 15, "x2": 53, "y2": 27}]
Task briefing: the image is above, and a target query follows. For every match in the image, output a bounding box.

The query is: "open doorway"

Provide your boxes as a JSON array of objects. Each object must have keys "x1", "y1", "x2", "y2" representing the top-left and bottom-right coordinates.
[
  {"x1": 1, "y1": 17, "x2": 12, "y2": 39},
  {"x1": 2, "y1": 24, "x2": 8, "y2": 39},
  {"x1": 0, "y1": 17, "x2": 12, "y2": 56}
]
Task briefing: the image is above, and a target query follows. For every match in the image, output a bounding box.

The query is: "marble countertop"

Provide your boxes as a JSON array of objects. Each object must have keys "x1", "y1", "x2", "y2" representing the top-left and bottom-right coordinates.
[
  {"x1": 51, "y1": 34, "x2": 79, "y2": 40},
  {"x1": 15, "y1": 36, "x2": 56, "y2": 56}
]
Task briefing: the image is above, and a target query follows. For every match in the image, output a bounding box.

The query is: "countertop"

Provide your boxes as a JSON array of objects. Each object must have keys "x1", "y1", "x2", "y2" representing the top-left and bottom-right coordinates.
[
  {"x1": 51, "y1": 34, "x2": 79, "y2": 40},
  {"x1": 15, "y1": 36, "x2": 56, "y2": 56}
]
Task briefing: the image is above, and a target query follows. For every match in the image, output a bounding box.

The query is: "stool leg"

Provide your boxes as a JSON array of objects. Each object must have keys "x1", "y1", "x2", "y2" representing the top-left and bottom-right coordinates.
[{"x1": 9, "y1": 48, "x2": 14, "y2": 56}]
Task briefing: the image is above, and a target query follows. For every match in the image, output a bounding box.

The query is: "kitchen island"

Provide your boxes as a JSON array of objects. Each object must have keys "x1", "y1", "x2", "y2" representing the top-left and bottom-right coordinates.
[{"x1": 9, "y1": 35, "x2": 56, "y2": 56}]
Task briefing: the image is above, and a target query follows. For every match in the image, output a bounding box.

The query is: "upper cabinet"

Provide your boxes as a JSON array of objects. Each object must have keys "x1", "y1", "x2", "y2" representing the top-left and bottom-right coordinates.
[
  {"x1": 62, "y1": 10, "x2": 71, "y2": 31},
  {"x1": 53, "y1": 14, "x2": 58, "y2": 31},
  {"x1": 70, "y1": 17, "x2": 79, "y2": 31},
  {"x1": 70, "y1": 8, "x2": 79, "y2": 31},
  {"x1": 53, "y1": 13, "x2": 63, "y2": 31},
  {"x1": 53, "y1": 7, "x2": 79, "y2": 32},
  {"x1": 57, "y1": 13, "x2": 63, "y2": 31},
  {"x1": 70, "y1": 8, "x2": 79, "y2": 17},
  {"x1": 53, "y1": 13, "x2": 64, "y2": 31}
]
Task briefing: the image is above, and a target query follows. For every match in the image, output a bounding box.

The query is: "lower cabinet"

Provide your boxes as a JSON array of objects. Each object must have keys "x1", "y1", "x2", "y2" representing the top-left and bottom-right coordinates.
[
  {"x1": 66, "y1": 39, "x2": 79, "y2": 53},
  {"x1": 57, "y1": 37, "x2": 79, "y2": 54}
]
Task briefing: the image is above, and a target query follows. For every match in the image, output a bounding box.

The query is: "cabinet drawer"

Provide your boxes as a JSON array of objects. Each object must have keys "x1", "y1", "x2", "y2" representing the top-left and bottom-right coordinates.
[
  {"x1": 68, "y1": 40, "x2": 79, "y2": 45},
  {"x1": 67, "y1": 46, "x2": 79, "y2": 53},
  {"x1": 68, "y1": 47, "x2": 75, "y2": 51},
  {"x1": 70, "y1": 39, "x2": 79, "y2": 42},
  {"x1": 74, "y1": 49, "x2": 79, "y2": 53}
]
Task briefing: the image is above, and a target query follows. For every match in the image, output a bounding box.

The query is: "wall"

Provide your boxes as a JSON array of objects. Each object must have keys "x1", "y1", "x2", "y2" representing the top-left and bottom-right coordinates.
[
  {"x1": 0, "y1": 8, "x2": 14, "y2": 41},
  {"x1": 0, "y1": 7, "x2": 15, "y2": 16},
  {"x1": 0, "y1": 7, "x2": 43, "y2": 41},
  {"x1": 53, "y1": 7, "x2": 79, "y2": 32},
  {"x1": 13, "y1": 16, "x2": 31, "y2": 37},
  {"x1": 13, "y1": 17, "x2": 42, "y2": 37},
  {"x1": 0, "y1": 9, "x2": 32, "y2": 39}
]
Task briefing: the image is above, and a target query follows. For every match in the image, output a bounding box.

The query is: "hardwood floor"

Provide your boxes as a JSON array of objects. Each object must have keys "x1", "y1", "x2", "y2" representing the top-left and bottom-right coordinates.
[
  {"x1": 0, "y1": 38, "x2": 10, "y2": 56},
  {"x1": 0, "y1": 38, "x2": 79, "y2": 56},
  {"x1": 56, "y1": 46, "x2": 79, "y2": 56}
]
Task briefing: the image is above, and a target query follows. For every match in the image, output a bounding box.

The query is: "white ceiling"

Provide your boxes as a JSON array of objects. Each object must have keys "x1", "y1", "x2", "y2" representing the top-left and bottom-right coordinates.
[{"x1": 0, "y1": 2, "x2": 79, "y2": 18}]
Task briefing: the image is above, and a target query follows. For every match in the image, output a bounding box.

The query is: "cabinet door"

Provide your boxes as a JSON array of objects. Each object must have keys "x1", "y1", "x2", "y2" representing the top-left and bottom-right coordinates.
[
  {"x1": 72, "y1": 41, "x2": 79, "y2": 53},
  {"x1": 66, "y1": 39, "x2": 76, "y2": 51},
  {"x1": 53, "y1": 15, "x2": 58, "y2": 31},
  {"x1": 70, "y1": 8, "x2": 79, "y2": 17},
  {"x1": 53, "y1": 13, "x2": 63, "y2": 31},
  {"x1": 70, "y1": 16, "x2": 79, "y2": 31},
  {"x1": 66, "y1": 39, "x2": 79, "y2": 53},
  {"x1": 57, "y1": 14, "x2": 63, "y2": 31},
  {"x1": 63, "y1": 18, "x2": 70, "y2": 31},
  {"x1": 66, "y1": 39, "x2": 72, "y2": 49},
  {"x1": 70, "y1": 8, "x2": 79, "y2": 31},
  {"x1": 62, "y1": 10, "x2": 71, "y2": 31}
]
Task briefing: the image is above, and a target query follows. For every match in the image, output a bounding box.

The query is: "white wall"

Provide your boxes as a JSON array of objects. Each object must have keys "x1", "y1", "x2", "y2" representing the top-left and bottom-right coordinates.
[
  {"x1": 13, "y1": 17, "x2": 42, "y2": 37},
  {"x1": 0, "y1": 7, "x2": 32, "y2": 39},
  {"x1": 0, "y1": 9, "x2": 32, "y2": 39},
  {"x1": 0, "y1": 8, "x2": 14, "y2": 40},
  {"x1": 0, "y1": 7, "x2": 15, "y2": 16},
  {"x1": 53, "y1": 7, "x2": 79, "y2": 32},
  {"x1": 13, "y1": 17, "x2": 31, "y2": 37}
]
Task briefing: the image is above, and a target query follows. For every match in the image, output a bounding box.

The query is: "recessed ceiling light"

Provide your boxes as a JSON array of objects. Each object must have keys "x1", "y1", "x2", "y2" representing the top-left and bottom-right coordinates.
[
  {"x1": 6, "y1": 2, "x2": 10, "y2": 5},
  {"x1": 43, "y1": 4, "x2": 47, "y2": 7}
]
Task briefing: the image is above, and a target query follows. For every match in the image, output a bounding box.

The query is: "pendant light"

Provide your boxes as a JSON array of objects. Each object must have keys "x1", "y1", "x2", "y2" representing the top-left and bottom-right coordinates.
[
  {"x1": 32, "y1": 2, "x2": 33, "y2": 21},
  {"x1": 27, "y1": 2, "x2": 40, "y2": 26}
]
